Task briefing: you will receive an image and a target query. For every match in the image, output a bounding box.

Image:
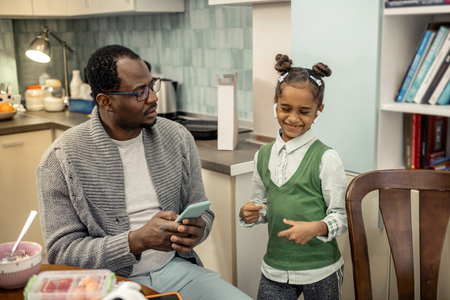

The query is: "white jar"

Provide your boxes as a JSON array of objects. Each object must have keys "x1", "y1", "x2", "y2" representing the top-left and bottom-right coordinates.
[
  {"x1": 44, "y1": 79, "x2": 66, "y2": 112},
  {"x1": 70, "y1": 70, "x2": 83, "y2": 98},
  {"x1": 25, "y1": 85, "x2": 45, "y2": 111}
]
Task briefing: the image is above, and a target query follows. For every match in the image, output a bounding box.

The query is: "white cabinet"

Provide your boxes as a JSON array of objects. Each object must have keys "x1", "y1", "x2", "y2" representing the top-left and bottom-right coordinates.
[
  {"x1": 0, "y1": 0, "x2": 33, "y2": 16},
  {"x1": 0, "y1": 0, "x2": 184, "y2": 18},
  {"x1": 209, "y1": 0, "x2": 288, "y2": 5},
  {"x1": 68, "y1": 0, "x2": 103, "y2": 16},
  {"x1": 100, "y1": 0, "x2": 184, "y2": 14},
  {"x1": 32, "y1": 0, "x2": 68, "y2": 16},
  {"x1": 0, "y1": 130, "x2": 52, "y2": 252},
  {"x1": 377, "y1": 5, "x2": 450, "y2": 170},
  {"x1": 195, "y1": 167, "x2": 262, "y2": 299},
  {"x1": 195, "y1": 169, "x2": 237, "y2": 286}
]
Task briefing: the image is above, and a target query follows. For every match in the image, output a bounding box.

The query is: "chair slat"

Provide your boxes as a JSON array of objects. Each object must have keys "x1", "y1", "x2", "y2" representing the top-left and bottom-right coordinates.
[
  {"x1": 419, "y1": 191, "x2": 450, "y2": 300},
  {"x1": 346, "y1": 170, "x2": 450, "y2": 300},
  {"x1": 379, "y1": 189, "x2": 415, "y2": 300}
]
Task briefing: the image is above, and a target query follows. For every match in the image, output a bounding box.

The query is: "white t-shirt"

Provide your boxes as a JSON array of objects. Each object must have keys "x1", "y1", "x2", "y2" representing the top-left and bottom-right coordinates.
[{"x1": 113, "y1": 131, "x2": 175, "y2": 276}]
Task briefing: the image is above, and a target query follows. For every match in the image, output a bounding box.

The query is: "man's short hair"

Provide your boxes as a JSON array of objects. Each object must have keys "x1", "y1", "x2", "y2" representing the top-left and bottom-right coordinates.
[{"x1": 86, "y1": 44, "x2": 140, "y2": 101}]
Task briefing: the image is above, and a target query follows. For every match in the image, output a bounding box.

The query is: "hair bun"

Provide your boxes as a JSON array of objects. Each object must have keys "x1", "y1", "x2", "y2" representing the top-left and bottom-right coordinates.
[
  {"x1": 275, "y1": 54, "x2": 293, "y2": 75},
  {"x1": 312, "y1": 63, "x2": 332, "y2": 77}
]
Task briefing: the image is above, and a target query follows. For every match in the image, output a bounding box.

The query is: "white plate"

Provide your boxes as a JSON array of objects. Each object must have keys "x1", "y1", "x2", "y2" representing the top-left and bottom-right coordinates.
[{"x1": 0, "y1": 110, "x2": 17, "y2": 120}]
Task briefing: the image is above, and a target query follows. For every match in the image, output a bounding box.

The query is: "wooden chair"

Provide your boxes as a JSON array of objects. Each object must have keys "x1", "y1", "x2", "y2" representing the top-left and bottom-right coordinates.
[{"x1": 345, "y1": 169, "x2": 450, "y2": 300}]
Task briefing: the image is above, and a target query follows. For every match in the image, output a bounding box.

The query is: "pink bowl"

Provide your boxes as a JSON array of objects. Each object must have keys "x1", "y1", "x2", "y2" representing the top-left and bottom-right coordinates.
[{"x1": 0, "y1": 241, "x2": 42, "y2": 289}]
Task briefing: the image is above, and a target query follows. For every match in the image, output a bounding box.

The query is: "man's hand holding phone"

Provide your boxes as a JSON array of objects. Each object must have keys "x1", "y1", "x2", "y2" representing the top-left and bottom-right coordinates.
[
  {"x1": 128, "y1": 201, "x2": 210, "y2": 255},
  {"x1": 171, "y1": 201, "x2": 211, "y2": 253}
]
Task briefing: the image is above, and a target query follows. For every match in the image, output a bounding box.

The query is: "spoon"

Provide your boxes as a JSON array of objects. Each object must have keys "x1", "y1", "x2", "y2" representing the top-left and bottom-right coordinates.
[{"x1": 1, "y1": 210, "x2": 38, "y2": 264}]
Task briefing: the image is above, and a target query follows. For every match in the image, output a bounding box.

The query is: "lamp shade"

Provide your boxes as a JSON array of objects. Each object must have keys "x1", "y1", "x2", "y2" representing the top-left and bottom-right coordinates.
[{"x1": 26, "y1": 35, "x2": 51, "y2": 63}]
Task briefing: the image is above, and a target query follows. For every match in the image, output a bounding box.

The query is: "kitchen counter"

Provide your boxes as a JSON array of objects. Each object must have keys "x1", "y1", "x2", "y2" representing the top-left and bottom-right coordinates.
[{"x1": 0, "y1": 110, "x2": 261, "y2": 175}]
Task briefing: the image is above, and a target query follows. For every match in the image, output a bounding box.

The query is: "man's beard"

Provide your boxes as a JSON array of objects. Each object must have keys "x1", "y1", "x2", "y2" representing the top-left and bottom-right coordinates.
[
  {"x1": 117, "y1": 116, "x2": 157, "y2": 131},
  {"x1": 140, "y1": 117, "x2": 157, "y2": 130}
]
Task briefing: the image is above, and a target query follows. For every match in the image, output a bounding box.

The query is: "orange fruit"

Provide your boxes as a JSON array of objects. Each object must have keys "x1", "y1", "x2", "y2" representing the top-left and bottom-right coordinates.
[{"x1": 0, "y1": 102, "x2": 14, "y2": 112}]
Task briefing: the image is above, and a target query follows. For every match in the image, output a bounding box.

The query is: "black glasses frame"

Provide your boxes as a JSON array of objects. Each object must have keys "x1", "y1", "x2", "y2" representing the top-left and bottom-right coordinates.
[{"x1": 104, "y1": 78, "x2": 161, "y2": 102}]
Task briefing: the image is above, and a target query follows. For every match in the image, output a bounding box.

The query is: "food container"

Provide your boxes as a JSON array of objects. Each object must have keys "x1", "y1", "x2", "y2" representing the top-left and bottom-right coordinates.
[
  {"x1": 24, "y1": 269, "x2": 116, "y2": 300},
  {"x1": 0, "y1": 241, "x2": 42, "y2": 289},
  {"x1": 25, "y1": 85, "x2": 45, "y2": 111},
  {"x1": 44, "y1": 79, "x2": 65, "y2": 112},
  {"x1": 69, "y1": 98, "x2": 96, "y2": 114}
]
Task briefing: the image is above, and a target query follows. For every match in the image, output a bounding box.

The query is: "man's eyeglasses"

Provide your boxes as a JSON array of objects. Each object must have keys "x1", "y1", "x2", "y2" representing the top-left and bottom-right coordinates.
[{"x1": 104, "y1": 78, "x2": 161, "y2": 102}]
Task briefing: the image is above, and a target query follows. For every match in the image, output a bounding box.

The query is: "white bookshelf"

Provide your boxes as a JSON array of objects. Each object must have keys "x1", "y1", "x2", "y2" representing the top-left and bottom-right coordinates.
[
  {"x1": 378, "y1": 5, "x2": 450, "y2": 170},
  {"x1": 384, "y1": 5, "x2": 450, "y2": 16}
]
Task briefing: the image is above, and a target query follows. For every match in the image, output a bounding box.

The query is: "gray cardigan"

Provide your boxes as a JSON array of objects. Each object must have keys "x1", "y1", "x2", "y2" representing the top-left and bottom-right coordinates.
[{"x1": 36, "y1": 106, "x2": 214, "y2": 277}]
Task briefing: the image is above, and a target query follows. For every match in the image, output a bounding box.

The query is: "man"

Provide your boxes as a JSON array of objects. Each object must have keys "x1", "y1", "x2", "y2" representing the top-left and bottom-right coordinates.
[{"x1": 36, "y1": 44, "x2": 251, "y2": 300}]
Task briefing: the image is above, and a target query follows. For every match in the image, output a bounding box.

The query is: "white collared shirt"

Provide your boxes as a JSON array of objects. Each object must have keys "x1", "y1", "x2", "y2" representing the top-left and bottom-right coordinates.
[{"x1": 240, "y1": 129, "x2": 347, "y2": 284}]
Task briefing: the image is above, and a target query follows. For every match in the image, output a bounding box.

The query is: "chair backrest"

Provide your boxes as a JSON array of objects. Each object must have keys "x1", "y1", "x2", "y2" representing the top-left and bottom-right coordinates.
[{"x1": 346, "y1": 169, "x2": 450, "y2": 300}]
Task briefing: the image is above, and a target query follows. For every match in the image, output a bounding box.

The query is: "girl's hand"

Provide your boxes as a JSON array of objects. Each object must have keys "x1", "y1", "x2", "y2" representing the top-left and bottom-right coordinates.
[
  {"x1": 278, "y1": 219, "x2": 328, "y2": 245},
  {"x1": 240, "y1": 201, "x2": 265, "y2": 224}
]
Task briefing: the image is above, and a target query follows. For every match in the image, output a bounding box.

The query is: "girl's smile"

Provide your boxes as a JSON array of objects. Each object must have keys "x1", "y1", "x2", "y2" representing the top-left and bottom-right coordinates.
[{"x1": 275, "y1": 85, "x2": 323, "y2": 142}]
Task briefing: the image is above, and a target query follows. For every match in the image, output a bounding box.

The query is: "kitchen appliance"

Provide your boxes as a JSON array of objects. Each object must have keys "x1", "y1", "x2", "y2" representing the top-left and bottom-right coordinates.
[
  {"x1": 157, "y1": 79, "x2": 177, "y2": 119},
  {"x1": 175, "y1": 119, "x2": 218, "y2": 140}
]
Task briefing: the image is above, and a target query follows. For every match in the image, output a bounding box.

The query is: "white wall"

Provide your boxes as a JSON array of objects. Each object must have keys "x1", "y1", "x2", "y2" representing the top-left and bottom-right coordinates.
[
  {"x1": 290, "y1": 0, "x2": 382, "y2": 174},
  {"x1": 252, "y1": 2, "x2": 291, "y2": 140}
]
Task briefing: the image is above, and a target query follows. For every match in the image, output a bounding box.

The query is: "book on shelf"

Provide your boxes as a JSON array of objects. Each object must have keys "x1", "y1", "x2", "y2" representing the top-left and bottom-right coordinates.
[
  {"x1": 429, "y1": 62, "x2": 450, "y2": 105},
  {"x1": 412, "y1": 113, "x2": 422, "y2": 169},
  {"x1": 406, "y1": 25, "x2": 449, "y2": 103},
  {"x1": 413, "y1": 31, "x2": 450, "y2": 104},
  {"x1": 422, "y1": 51, "x2": 450, "y2": 104},
  {"x1": 421, "y1": 115, "x2": 448, "y2": 168},
  {"x1": 403, "y1": 113, "x2": 413, "y2": 169},
  {"x1": 436, "y1": 80, "x2": 450, "y2": 105},
  {"x1": 429, "y1": 156, "x2": 450, "y2": 170},
  {"x1": 395, "y1": 27, "x2": 436, "y2": 102},
  {"x1": 385, "y1": 0, "x2": 447, "y2": 7},
  {"x1": 404, "y1": 113, "x2": 422, "y2": 169}
]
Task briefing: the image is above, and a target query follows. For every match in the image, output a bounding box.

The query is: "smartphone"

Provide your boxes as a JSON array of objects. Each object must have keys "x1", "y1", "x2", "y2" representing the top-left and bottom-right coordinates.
[
  {"x1": 146, "y1": 292, "x2": 183, "y2": 299},
  {"x1": 174, "y1": 200, "x2": 211, "y2": 223}
]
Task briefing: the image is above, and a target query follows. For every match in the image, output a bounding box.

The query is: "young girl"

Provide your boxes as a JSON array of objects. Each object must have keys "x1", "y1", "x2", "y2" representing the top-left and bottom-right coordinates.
[{"x1": 239, "y1": 54, "x2": 347, "y2": 300}]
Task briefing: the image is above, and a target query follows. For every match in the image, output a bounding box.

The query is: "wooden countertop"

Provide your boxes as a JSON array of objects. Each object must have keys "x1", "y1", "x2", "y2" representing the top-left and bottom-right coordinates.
[{"x1": 0, "y1": 110, "x2": 262, "y2": 175}]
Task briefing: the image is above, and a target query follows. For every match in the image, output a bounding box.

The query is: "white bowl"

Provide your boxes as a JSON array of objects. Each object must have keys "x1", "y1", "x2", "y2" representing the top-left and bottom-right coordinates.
[
  {"x1": 0, "y1": 109, "x2": 17, "y2": 120},
  {"x1": 44, "y1": 97, "x2": 66, "y2": 112},
  {"x1": 0, "y1": 241, "x2": 42, "y2": 289}
]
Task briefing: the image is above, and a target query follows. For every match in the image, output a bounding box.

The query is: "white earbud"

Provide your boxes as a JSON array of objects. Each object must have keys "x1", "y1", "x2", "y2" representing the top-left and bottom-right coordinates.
[
  {"x1": 313, "y1": 110, "x2": 322, "y2": 123},
  {"x1": 273, "y1": 103, "x2": 278, "y2": 118}
]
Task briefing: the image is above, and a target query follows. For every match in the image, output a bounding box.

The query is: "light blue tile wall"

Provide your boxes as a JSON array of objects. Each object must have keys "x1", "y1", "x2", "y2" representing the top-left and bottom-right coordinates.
[
  {"x1": 11, "y1": 0, "x2": 253, "y2": 120},
  {"x1": 0, "y1": 19, "x2": 19, "y2": 95}
]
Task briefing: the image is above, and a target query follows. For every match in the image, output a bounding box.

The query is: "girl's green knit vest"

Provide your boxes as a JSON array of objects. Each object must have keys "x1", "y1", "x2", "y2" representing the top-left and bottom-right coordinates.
[{"x1": 257, "y1": 139, "x2": 341, "y2": 271}]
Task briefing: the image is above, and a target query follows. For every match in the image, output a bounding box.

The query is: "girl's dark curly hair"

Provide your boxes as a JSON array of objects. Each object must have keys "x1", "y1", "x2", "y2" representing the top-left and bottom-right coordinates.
[
  {"x1": 86, "y1": 44, "x2": 140, "y2": 101},
  {"x1": 274, "y1": 53, "x2": 332, "y2": 106}
]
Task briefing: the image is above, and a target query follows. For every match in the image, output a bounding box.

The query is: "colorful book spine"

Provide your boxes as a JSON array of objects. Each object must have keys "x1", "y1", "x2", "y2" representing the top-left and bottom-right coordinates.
[
  {"x1": 403, "y1": 113, "x2": 413, "y2": 169},
  {"x1": 395, "y1": 30, "x2": 434, "y2": 102},
  {"x1": 413, "y1": 32, "x2": 450, "y2": 104},
  {"x1": 436, "y1": 80, "x2": 450, "y2": 105},
  {"x1": 427, "y1": 116, "x2": 448, "y2": 166},
  {"x1": 422, "y1": 51, "x2": 450, "y2": 104},
  {"x1": 406, "y1": 25, "x2": 449, "y2": 103},
  {"x1": 385, "y1": 0, "x2": 445, "y2": 7},
  {"x1": 411, "y1": 113, "x2": 422, "y2": 169},
  {"x1": 420, "y1": 115, "x2": 430, "y2": 169},
  {"x1": 429, "y1": 62, "x2": 450, "y2": 104}
]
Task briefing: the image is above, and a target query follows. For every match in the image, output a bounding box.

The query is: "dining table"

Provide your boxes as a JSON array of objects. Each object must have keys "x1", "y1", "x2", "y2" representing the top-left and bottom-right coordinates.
[{"x1": 0, "y1": 263, "x2": 160, "y2": 299}]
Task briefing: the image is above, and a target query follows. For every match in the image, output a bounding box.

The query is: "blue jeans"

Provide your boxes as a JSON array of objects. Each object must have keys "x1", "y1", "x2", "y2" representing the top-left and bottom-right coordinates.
[{"x1": 129, "y1": 257, "x2": 252, "y2": 300}]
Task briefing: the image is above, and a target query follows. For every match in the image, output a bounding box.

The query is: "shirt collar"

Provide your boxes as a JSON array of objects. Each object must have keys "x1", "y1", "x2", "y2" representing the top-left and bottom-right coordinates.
[{"x1": 274, "y1": 128, "x2": 315, "y2": 154}]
